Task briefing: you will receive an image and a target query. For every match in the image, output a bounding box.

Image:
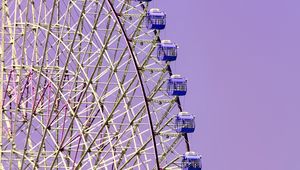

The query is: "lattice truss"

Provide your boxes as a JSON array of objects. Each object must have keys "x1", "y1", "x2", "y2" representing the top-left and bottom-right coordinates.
[{"x1": 0, "y1": 0, "x2": 189, "y2": 169}]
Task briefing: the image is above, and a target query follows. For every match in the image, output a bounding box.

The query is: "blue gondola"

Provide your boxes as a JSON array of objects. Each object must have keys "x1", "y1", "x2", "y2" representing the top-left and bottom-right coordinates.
[
  {"x1": 146, "y1": 8, "x2": 166, "y2": 30},
  {"x1": 175, "y1": 112, "x2": 195, "y2": 133},
  {"x1": 167, "y1": 75, "x2": 187, "y2": 96},
  {"x1": 182, "y1": 152, "x2": 202, "y2": 170},
  {"x1": 157, "y1": 40, "x2": 177, "y2": 61}
]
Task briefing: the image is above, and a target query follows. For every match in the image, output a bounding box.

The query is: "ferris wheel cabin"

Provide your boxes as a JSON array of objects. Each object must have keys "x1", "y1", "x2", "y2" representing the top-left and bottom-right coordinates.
[
  {"x1": 175, "y1": 112, "x2": 195, "y2": 133},
  {"x1": 146, "y1": 8, "x2": 166, "y2": 30},
  {"x1": 167, "y1": 75, "x2": 187, "y2": 96},
  {"x1": 157, "y1": 40, "x2": 178, "y2": 61},
  {"x1": 182, "y1": 152, "x2": 202, "y2": 170}
]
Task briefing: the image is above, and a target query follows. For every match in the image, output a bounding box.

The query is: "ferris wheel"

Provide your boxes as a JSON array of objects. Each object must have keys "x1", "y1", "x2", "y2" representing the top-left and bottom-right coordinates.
[{"x1": 0, "y1": 0, "x2": 202, "y2": 169}]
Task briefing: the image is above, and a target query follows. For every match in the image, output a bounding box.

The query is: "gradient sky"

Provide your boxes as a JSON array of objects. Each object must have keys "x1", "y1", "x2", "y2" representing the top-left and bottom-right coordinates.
[{"x1": 153, "y1": 0, "x2": 300, "y2": 169}]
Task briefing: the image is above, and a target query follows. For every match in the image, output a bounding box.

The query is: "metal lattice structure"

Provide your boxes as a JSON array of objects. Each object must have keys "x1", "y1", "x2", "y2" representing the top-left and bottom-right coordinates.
[{"x1": 0, "y1": 0, "x2": 197, "y2": 169}]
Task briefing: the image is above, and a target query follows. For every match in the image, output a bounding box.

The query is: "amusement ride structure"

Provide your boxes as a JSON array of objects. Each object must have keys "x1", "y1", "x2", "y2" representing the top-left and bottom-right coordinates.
[{"x1": 0, "y1": 0, "x2": 202, "y2": 169}]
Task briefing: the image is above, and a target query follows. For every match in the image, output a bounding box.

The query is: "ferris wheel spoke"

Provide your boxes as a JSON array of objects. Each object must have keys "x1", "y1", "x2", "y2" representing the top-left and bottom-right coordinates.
[
  {"x1": 119, "y1": 135, "x2": 153, "y2": 169},
  {"x1": 74, "y1": 78, "x2": 148, "y2": 168},
  {"x1": 46, "y1": 10, "x2": 138, "y2": 170},
  {"x1": 15, "y1": 0, "x2": 60, "y2": 168},
  {"x1": 30, "y1": 1, "x2": 91, "y2": 169},
  {"x1": 79, "y1": 74, "x2": 154, "y2": 167},
  {"x1": 92, "y1": 84, "x2": 143, "y2": 167}
]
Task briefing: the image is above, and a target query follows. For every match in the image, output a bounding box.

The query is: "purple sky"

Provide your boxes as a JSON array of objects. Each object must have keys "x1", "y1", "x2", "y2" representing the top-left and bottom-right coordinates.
[{"x1": 154, "y1": 0, "x2": 300, "y2": 169}]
